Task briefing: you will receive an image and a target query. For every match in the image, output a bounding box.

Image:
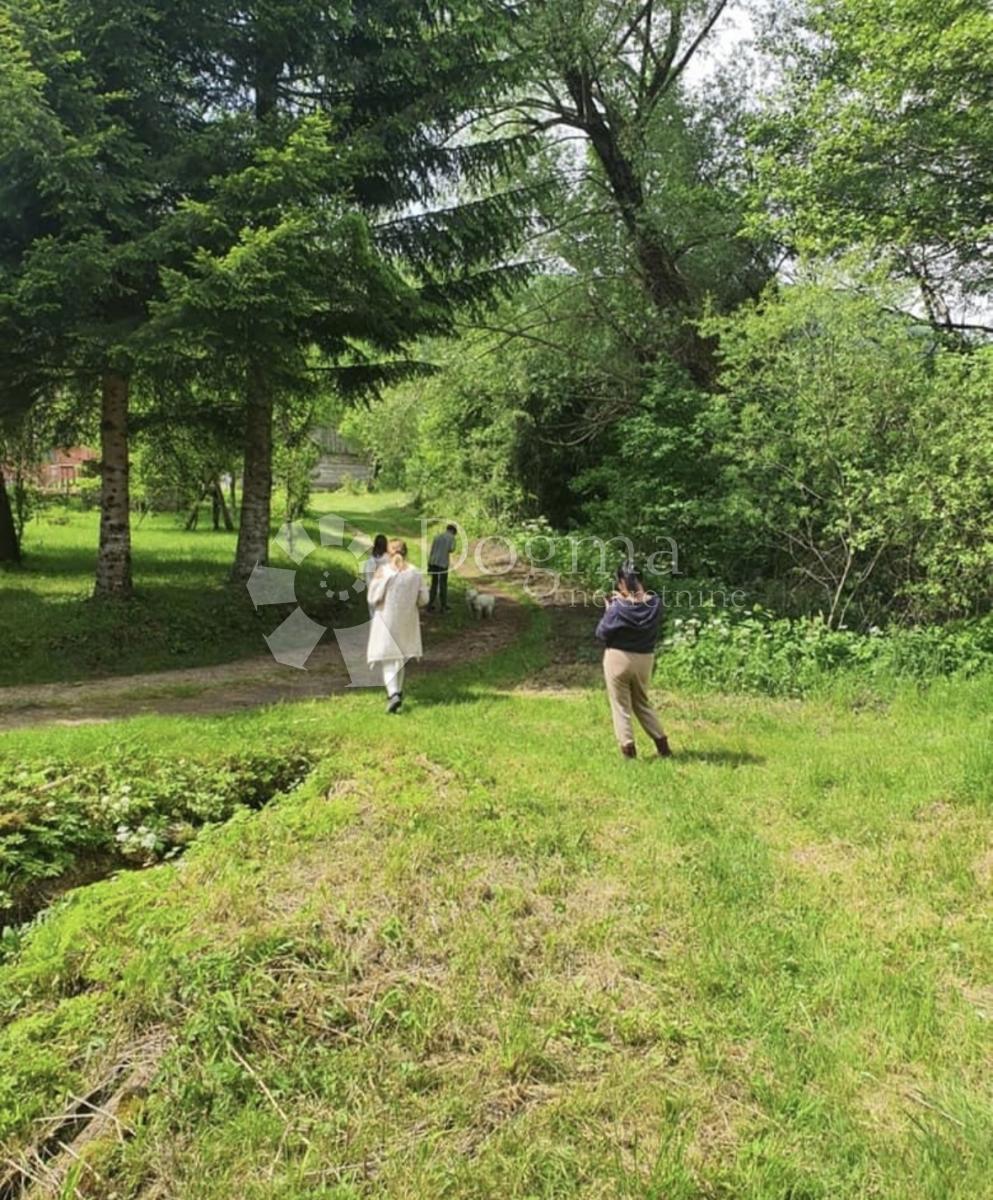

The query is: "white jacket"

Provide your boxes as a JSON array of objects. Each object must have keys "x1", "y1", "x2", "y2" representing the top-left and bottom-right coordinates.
[
  {"x1": 363, "y1": 552, "x2": 388, "y2": 588},
  {"x1": 366, "y1": 565, "x2": 429, "y2": 664}
]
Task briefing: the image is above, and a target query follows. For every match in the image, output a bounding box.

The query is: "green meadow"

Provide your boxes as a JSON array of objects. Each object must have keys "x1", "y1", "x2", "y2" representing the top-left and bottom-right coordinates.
[
  {"x1": 1, "y1": 492, "x2": 468, "y2": 687},
  {"x1": 4, "y1": 0, "x2": 992, "y2": 1193},
  {"x1": 1, "y1": 501, "x2": 991, "y2": 1199}
]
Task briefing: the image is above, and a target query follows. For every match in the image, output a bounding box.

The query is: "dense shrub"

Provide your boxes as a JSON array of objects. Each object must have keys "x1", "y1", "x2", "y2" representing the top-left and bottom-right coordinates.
[
  {"x1": 704, "y1": 275, "x2": 993, "y2": 627},
  {"x1": 0, "y1": 746, "x2": 313, "y2": 922},
  {"x1": 659, "y1": 608, "x2": 993, "y2": 697},
  {"x1": 505, "y1": 513, "x2": 993, "y2": 694},
  {"x1": 354, "y1": 269, "x2": 993, "y2": 634}
]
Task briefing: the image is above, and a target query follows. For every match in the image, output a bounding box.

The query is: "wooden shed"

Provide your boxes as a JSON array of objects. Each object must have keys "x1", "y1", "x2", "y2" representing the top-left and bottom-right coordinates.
[{"x1": 309, "y1": 428, "x2": 373, "y2": 490}]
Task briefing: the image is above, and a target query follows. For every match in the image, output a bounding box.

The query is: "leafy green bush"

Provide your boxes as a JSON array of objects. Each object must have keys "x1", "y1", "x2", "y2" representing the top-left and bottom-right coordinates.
[
  {"x1": 659, "y1": 607, "x2": 993, "y2": 697},
  {"x1": 0, "y1": 746, "x2": 313, "y2": 923},
  {"x1": 336, "y1": 472, "x2": 367, "y2": 495},
  {"x1": 570, "y1": 362, "x2": 732, "y2": 575},
  {"x1": 502, "y1": 509, "x2": 993, "y2": 696},
  {"x1": 74, "y1": 474, "x2": 102, "y2": 510},
  {"x1": 703, "y1": 273, "x2": 993, "y2": 626}
]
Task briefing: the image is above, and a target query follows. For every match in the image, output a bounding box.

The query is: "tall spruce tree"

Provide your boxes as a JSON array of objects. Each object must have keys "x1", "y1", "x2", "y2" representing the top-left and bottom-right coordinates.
[
  {"x1": 1, "y1": 0, "x2": 535, "y2": 589},
  {"x1": 0, "y1": 0, "x2": 220, "y2": 596},
  {"x1": 148, "y1": 117, "x2": 452, "y2": 577},
  {"x1": 163, "y1": 1, "x2": 536, "y2": 580}
]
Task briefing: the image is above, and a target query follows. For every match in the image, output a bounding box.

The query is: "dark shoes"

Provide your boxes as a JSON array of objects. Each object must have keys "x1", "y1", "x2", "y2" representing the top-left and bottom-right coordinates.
[
  {"x1": 387, "y1": 692, "x2": 403, "y2": 714},
  {"x1": 620, "y1": 738, "x2": 673, "y2": 758}
]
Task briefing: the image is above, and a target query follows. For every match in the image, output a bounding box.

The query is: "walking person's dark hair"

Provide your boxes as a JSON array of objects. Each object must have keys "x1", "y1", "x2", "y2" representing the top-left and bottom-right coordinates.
[
  {"x1": 446, "y1": 523, "x2": 457, "y2": 534},
  {"x1": 372, "y1": 533, "x2": 388, "y2": 557},
  {"x1": 615, "y1": 561, "x2": 644, "y2": 595}
]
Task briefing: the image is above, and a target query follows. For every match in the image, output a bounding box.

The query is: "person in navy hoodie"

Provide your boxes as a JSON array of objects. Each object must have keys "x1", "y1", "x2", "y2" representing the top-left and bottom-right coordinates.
[{"x1": 595, "y1": 562, "x2": 672, "y2": 759}]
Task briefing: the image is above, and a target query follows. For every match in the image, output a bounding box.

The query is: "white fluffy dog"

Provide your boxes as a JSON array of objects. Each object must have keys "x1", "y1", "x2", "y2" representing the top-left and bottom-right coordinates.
[{"x1": 465, "y1": 587, "x2": 496, "y2": 619}]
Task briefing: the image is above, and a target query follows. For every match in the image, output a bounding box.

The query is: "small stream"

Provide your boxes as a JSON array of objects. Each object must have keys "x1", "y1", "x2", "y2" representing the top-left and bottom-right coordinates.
[{"x1": 1, "y1": 750, "x2": 315, "y2": 952}]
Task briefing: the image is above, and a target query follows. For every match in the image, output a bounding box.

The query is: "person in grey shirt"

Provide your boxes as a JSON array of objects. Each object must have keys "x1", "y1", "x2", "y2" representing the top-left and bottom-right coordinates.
[{"x1": 427, "y1": 523, "x2": 458, "y2": 613}]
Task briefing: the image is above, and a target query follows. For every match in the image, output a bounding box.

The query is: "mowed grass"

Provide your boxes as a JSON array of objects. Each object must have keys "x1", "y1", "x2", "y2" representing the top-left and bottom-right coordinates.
[
  {"x1": 0, "y1": 490, "x2": 465, "y2": 686},
  {"x1": 1, "y1": 606, "x2": 991, "y2": 1199}
]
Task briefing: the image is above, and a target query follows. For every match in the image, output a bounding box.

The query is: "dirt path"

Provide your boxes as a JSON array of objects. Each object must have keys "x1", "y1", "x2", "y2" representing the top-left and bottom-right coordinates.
[{"x1": 0, "y1": 541, "x2": 532, "y2": 730}]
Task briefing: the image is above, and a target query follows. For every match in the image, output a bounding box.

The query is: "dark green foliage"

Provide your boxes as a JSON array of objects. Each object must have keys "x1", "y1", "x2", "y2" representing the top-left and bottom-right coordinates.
[
  {"x1": 0, "y1": 0, "x2": 538, "y2": 590},
  {"x1": 0, "y1": 745, "x2": 313, "y2": 924},
  {"x1": 570, "y1": 363, "x2": 730, "y2": 572},
  {"x1": 660, "y1": 608, "x2": 993, "y2": 699},
  {"x1": 0, "y1": 0, "x2": 217, "y2": 380},
  {"x1": 356, "y1": 266, "x2": 993, "y2": 633}
]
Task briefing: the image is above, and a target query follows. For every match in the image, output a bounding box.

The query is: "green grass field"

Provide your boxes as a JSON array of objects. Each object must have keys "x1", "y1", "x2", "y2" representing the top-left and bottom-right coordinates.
[
  {"x1": 1, "y1": 499, "x2": 991, "y2": 1198},
  {"x1": 1, "y1": 491, "x2": 467, "y2": 686}
]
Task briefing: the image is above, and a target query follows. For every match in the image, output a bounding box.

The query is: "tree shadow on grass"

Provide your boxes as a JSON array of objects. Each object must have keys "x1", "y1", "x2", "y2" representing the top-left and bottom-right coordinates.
[
  {"x1": 407, "y1": 687, "x2": 515, "y2": 710},
  {"x1": 672, "y1": 748, "x2": 765, "y2": 768}
]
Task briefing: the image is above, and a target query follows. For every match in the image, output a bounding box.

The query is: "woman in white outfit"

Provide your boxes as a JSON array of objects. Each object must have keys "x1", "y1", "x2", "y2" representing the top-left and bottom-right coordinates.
[
  {"x1": 362, "y1": 533, "x2": 389, "y2": 615},
  {"x1": 366, "y1": 538, "x2": 429, "y2": 713}
]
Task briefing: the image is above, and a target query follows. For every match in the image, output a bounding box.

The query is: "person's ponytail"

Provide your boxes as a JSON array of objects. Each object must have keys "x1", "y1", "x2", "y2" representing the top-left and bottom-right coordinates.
[{"x1": 388, "y1": 538, "x2": 409, "y2": 571}]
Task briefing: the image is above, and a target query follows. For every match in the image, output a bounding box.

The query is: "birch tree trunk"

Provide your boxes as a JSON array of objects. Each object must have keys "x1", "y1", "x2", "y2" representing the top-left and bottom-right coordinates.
[
  {"x1": 94, "y1": 371, "x2": 132, "y2": 598},
  {"x1": 229, "y1": 61, "x2": 280, "y2": 583},
  {"x1": 0, "y1": 464, "x2": 19, "y2": 564},
  {"x1": 214, "y1": 476, "x2": 234, "y2": 531},
  {"x1": 231, "y1": 372, "x2": 273, "y2": 581}
]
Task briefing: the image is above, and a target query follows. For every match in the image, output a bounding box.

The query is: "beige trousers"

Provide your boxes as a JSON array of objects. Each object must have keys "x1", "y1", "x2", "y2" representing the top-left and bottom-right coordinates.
[{"x1": 603, "y1": 648, "x2": 664, "y2": 746}]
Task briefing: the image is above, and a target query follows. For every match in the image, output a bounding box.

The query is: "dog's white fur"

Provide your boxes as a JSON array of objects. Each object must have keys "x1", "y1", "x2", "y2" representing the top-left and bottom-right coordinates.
[{"x1": 465, "y1": 587, "x2": 496, "y2": 619}]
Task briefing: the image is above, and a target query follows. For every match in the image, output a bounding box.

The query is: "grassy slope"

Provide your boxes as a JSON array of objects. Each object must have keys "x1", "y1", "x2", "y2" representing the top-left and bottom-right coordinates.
[
  {"x1": 1, "y1": 491, "x2": 466, "y2": 686},
  {"x1": 1, "y1": 600, "x2": 992, "y2": 1197}
]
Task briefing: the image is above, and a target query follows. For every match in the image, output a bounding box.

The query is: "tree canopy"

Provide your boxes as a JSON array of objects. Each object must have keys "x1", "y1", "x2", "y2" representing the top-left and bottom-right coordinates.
[
  {"x1": 750, "y1": 0, "x2": 993, "y2": 324},
  {"x1": 2, "y1": 0, "x2": 991, "y2": 628}
]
